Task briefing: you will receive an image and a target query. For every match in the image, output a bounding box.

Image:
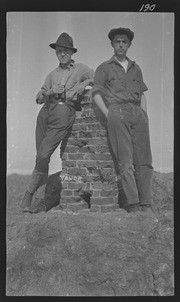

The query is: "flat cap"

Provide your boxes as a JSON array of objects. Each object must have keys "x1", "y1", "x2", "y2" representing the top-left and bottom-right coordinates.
[{"x1": 108, "y1": 27, "x2": 134, "y2": 42}]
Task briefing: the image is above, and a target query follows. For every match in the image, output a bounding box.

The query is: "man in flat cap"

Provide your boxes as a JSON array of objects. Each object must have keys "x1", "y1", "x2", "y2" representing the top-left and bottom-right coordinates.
[
  {"x1": 20, "y1": 32, "x2": 94, "y2": 213},
  {"x1": 92, "y1": 27, "x2": 153, "y2": 213}
]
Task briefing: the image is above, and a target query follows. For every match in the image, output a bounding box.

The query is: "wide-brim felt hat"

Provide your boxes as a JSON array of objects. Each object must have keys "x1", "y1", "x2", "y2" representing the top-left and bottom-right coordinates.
[
  {"x1": 49, "y1": 32, "x2": 77, "y2": 53},
  {"x1": 108, "y1": 27, "x2": 134, "y2": 42}
]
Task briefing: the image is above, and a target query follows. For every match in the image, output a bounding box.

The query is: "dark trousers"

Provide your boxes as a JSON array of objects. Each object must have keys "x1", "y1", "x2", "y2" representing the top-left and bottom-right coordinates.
[
  {"x1": 107, "y1": 103, "x2": 153, "y2": 206},
  {"x1": 35, "y1": 103, "x2": 76, "y2": 173}
]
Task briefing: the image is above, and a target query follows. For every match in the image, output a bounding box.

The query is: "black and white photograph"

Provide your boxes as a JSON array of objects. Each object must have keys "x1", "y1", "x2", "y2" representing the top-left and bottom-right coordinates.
[{"x1": 6, "y1": 11, "x2": 174, "y2": 296}]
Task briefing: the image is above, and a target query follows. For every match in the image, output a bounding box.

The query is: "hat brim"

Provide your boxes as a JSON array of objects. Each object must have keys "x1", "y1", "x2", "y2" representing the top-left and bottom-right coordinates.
[
  {"x1": 108, "y1": 29, "x2": 134, "y2": 42},
  {"x1": 49, "y1": 43, "x2": 77, "y2": 53}
]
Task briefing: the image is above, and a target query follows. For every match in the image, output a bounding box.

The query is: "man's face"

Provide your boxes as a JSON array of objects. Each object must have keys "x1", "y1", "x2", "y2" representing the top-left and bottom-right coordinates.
[
  {"x1": 111, "y1": 34, "x2": 131, "y2": 57},
  {"x1": 55, "y1": 46, "x2": 73, "y2": 65}
]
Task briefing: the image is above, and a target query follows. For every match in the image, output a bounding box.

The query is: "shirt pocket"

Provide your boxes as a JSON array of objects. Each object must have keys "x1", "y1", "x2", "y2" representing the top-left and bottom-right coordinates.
[
  {"x1": 107, "y1": 76, "x2": 125, "y2": 93},
  {"x1": 66, "y1": 79, "x2": 78, "y2": 91}
]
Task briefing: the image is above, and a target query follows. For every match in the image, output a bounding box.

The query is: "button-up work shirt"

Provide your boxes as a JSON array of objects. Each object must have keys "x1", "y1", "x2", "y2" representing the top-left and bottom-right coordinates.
[
  {"x1": 91, "y1": 56, "x2": 148, "y2": 105},
  {"x1": 36, "y1": 60, "x2": 94, "y2": 102}
]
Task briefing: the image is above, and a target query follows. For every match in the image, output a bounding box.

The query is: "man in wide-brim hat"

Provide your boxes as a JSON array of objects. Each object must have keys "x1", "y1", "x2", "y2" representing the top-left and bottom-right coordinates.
[
  {"x1": 20, "y1": 32, "x2": 94, "y2": 213},
  {"x1": 91, "y1": 27, "x2": 154, "y2": 214}
]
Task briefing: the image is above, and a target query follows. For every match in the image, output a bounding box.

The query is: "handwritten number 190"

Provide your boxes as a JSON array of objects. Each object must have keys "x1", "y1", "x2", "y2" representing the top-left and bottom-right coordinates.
[{"x1": 139, "y1": 4, "x2": 156, "y2": 11}]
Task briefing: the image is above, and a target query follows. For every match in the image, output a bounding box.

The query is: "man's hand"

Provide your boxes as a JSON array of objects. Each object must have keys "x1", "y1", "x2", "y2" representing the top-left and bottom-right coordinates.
[
  {"x1": 84, "y1": 85, "x2": 93, "y2": 91},
  {"x1": 49, "y1": 85, "x2": 65, "y2": 95},
  {"x1": 36, "y1": 91, "x2": 46, "y2": 104},
  {"x1": 93, "y1": 94, "x2": 109, "y2": 119},
  {"x1": 141, "y1": 94, "x2": 147, "y2": 112}
]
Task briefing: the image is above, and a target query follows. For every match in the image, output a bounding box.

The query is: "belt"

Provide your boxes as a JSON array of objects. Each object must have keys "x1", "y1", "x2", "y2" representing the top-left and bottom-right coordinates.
[
  {"x1": 110, "y1": 100, "x2": 141, "y2": 106},
  {"x1": 45, "y1": 97, "x2": 76, "y2": 110}
]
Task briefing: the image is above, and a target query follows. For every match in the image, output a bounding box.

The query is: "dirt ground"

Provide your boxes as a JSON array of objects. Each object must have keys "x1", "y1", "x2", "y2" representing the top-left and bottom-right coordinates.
[{"x1": 6, "y1": 171, "x2": 174, "y2": 296}]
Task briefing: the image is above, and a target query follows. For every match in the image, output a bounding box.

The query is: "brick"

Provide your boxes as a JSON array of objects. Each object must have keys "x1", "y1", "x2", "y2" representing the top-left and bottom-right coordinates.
[
  {"x1": 61, "y1": 153, "x2": 68, "y2": 160},
  {"x1": 81, "y1": 107, "x2": 93, "y2": 113},
  {"x1": 68, "y1": 182, "x2": 86, "y2": 190},
  {"x1": 81, "y1": 109, "x2": 92, "y2": 116},
  {"x1": 75, "y1": 111, "x2": 83, "y2": 118},
  {"x1": 61, "y1": 182, "x2": 68, "y2": 189},
  {"x1": 68, "y1": 167, "x2": 87, "y2": 176},
  {"x1": 83, "y1": 153, "x2": 93, "y2": 160},
  {"x1": 100, "y1": 204, "x2": 120, "y2": 213},
  {"x1": 78, "y1": 145, "x2": 95, "y2": 153},
  {"x1": 97, "y1": 145, "x2": 110, "y2": 153},
  {"x1": 82, "y1": 175, "x2": 99, "y2": 182},
  {"x1": 67, "y1": 202, "x2": 89, "y2": 211},
  {"x1": 68, "y1": 153, "x2": 85, "y2": 160},
  {"x1": 61, "y1": 189, "x2": 73, "y2": 197},
  {"x1": 81, "y1": 117, "x2": 98, "y2": 124},
  {"x1": 76, "y1": 145, "x2": 109, "y2": 154},
  {"x1": 101, "y1": 182, "x2": 118, "y2": 190},
  {"x1": 102, "y1": 178, "x2": 118, "y2": 186},
  {"x1": 110, "y1": 182, "x2": 119, "y2": 190},
  {"x1": 59, "y1": 167, "x2": 68, "y2": 179},
  {"x1": 100, "y1": 189, "x2": 118, "y2": 197},
  {"x1": 95, "y1": 130, "x2": 107, "y2": 137},
  {"x1": 70, "y1": 131, "x2": 79, "y2": 139},
  {"x1": 73, "y1": 190, "x2": 85, "y2": 196},
  {"x1": 60, "y1": 196, "x2": 82, "y2": 204},
  {"x1": 84, "y1": 182, "x2": 91, "y2": 191},
  {"x1": 99, "y1": 161, "x2": 115, "y2": 169},
  {"x1": 92, "y1": 190, "x2": 101, "y2": 197},
  {"x1": 73, "y1": 117, "x2": 83, "y2": 124},
  {"x1": 77, "y1": 161, "x2": 97, "y2": 169},
  {"x1": 84, "y1": 153, "x2": 112, "y2": 161},
  {"x1": 90, "y1": 183, "x2": 103, "y2": 190},
  {"x1": 82, "y1": 103, "x2": 92, "y2": 110},
  {"x1": 58, "y1": 203, "x2": 67, "y2": 210},
  {"x1": 90, "y1": 205, "x2": 101, "y2": 212},
  {"x1": 101, "y1": 168, "x2": 116, "y2": 175},
  {"x1": 91, "y1": 138, "x2": 108, "y2": 146},
  {"x1": 90, "y1": 197, "x2": 117, "y2": 205},
  {"x1": 78, "y1": 131, "x2": 95, "y2": 138},
  {"x1": 86, "y1": 123, "x2": 105, "y2": 131},
  {"x1": 67, "y1": 137, "x2": 89, "y2": 147},
  {"x1": 72, "y1": 124, "x2": 88, "y2": 131},
  {"x1": 89, "y1": 174, "x2": 105, "y2": 183},
  {"x1": 61, "y1": 146, "x2": 79, "y2": 153},
  {"x1": 62, "y1": 160, "x2": 76, "y2": 167}
]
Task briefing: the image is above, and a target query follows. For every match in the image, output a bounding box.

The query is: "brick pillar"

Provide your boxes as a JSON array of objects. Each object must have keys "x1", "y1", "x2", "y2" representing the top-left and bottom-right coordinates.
[{"x1": 59, "y1": 92, "x2": 120, "y2": 212}]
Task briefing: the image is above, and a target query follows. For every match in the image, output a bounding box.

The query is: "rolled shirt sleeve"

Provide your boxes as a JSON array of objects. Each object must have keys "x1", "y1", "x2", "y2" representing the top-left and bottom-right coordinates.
[
  {"x1": 137, "y1": 68, "x2": 148, "y2": 94},
  {"x1": 91, "y1": 64, "x2": 108, "y2": 99},
  {"x1": 76, "y1": 67, "x2": 94, "y2": 95},
  {"x1": 35, "y1": 72, "x2": 53, "y2": 103}
]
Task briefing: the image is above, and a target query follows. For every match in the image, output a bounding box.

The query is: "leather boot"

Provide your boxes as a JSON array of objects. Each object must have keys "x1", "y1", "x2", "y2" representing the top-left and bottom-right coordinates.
[
  {"x1": 20, "y1": 169, "x2": 48, "y2": 212},
  {"x1": 20, "y1": 191, "x2": 34, "y2": 212},
  {"x1": 27, "y1": 198, "x2": 47, "y2": 213},
  {"x1": 128, "y1": 203, "x2": 141, "y2": 213},
  {"x1": 141, "y1": 204, "x2": 154, "y2": 214}
]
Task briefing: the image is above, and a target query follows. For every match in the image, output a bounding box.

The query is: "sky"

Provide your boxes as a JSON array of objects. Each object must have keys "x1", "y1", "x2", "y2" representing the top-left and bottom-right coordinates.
[{"x1": 7, "y1": 12, "x2": 174, "y2": 174}]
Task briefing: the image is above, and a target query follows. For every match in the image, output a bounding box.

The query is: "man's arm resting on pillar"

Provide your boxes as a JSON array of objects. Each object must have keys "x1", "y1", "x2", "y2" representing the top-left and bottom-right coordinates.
[
  {"x1": 140, "y1": 93, "x2": 147, "y2": 113},
  {"x1": 93, "y1": 93, "x2": 109, "y2": 119}
]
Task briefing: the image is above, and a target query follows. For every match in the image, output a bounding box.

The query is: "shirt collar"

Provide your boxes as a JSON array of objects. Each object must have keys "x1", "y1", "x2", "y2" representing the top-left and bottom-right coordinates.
[
  {"x1": 57, "y1": 59, "x2": 75, "y2": 71},
  {"x1": 108, "y1": 56, "x2": 135, "y2": 67}
]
